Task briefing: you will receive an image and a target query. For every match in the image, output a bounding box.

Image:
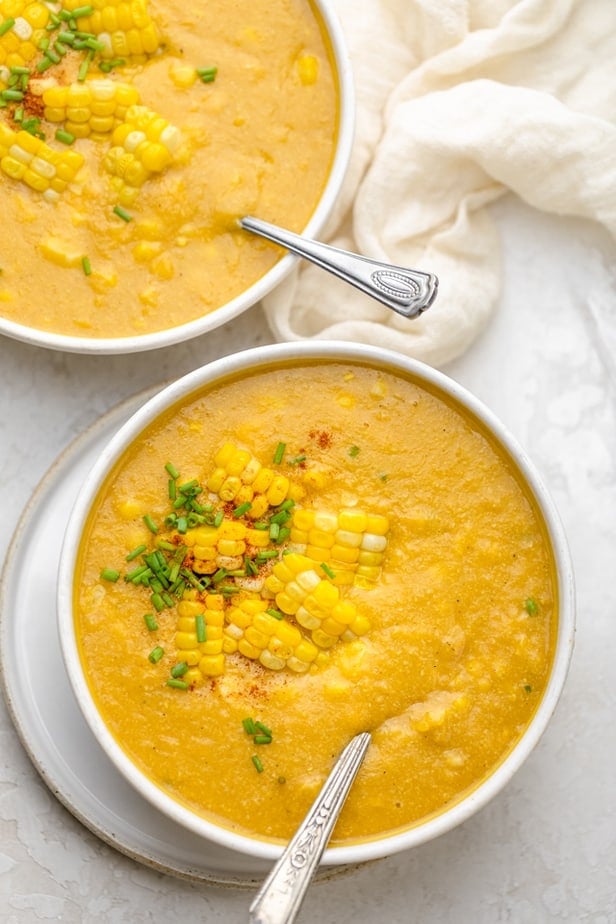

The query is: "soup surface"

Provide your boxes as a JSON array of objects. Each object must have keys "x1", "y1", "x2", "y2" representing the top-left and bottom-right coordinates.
[
  {"x1": 74, "y1": 361, "x2": 556, "y2": 845},
  {"x1": 0, "y1": 0, "x2": 337, "y2": 338}
]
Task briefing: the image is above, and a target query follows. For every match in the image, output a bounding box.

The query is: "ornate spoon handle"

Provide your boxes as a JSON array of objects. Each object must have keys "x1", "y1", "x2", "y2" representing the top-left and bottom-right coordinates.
[
  {"x1": 249, "y1": 731, "x2": 371, "y2": 924},
  {"x1": 240, "y1": 216, "x2": 438, "y2": 319}
]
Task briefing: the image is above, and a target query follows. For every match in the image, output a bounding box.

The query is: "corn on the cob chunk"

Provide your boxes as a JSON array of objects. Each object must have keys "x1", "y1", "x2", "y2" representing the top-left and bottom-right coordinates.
[
  {"x1": 223, "y1": 596, "x2": 320, "y2": 673},
  {"x1": 0, "y1": 0, "x2": 50, "y2": 77},
  {"x1": 264, "y1": 552, "x2": 370, "y2": 647},
  {"x1": 206, "y1": 442, "x2": 294, "y2": 518},
  {"x1": 289, "y1": 507, "x2": 389, "y2": 585},
  {"x1": 0, "y1": 125, "x2": 84, "y2": 200},
  {"x1": 39, "y1": 81, "x2": 181, "y2": 203},
  {"x1": 60, "y1": 0, "x2": 161, "y2": 60}
]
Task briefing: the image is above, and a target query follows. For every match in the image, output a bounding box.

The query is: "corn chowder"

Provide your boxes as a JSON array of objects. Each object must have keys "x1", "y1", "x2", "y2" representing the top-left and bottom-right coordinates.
[
  {"x1": 0, "y1": 0, "x2": 338, "y2": 338},
  {"x1": 74, "y1": 361, "x2": 557, "y2": 845}
]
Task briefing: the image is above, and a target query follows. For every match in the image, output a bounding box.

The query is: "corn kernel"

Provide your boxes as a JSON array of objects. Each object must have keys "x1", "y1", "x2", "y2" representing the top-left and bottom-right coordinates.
[{"x1": 199, "y1": 653, "x2": 225, "y2": 676}]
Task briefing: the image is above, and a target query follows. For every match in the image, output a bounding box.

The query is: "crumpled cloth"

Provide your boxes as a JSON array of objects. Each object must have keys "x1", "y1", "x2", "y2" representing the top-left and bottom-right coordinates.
[{"x1": 262, "y1": 0, "x2": 616, "y2": 367}]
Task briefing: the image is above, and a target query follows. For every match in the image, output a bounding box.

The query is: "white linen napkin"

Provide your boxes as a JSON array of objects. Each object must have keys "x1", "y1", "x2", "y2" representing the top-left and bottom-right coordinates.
[{"x1": 262, "y1": 0, "x2": 616, "y2": 367}]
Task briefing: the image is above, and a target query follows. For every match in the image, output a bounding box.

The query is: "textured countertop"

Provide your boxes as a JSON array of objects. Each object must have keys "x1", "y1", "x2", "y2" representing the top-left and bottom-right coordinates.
[{"x1": 1, "y1": 196, "x2": 615, "y2": 922}]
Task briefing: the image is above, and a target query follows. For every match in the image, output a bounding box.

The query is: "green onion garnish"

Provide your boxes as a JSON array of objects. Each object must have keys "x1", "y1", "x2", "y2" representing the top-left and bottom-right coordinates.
[
  {"x1": 166, "y1": 678, "x2": 189, "y2": 690},
  {"x1": 126, "y1": 543, "x2": 147, "y2": 562},
  {"x1": 273, "y1": 442, "x2": 286, "y2": 465},
  {"x1": 196, "y1": 65, "x2": 217, "y2": 83},
  {"x1": 266, "y1": 607, "x2": 284, "y2": 620},
  {"x1": 255, "y1": 721, "x2": 272, "y2": 737},
  {"x1": 100, "y1": 568, "x2": 119, "y2": 582},
  {"x1": 349, "y1": 445, "x2": 360, "y2": 457},
  {"x1": 144, "y1": 613, "x2": 158, "y2": 631},
  {"x1": 269, "y1": 523, "x2": 280, "y2": 541},
  {"x1": 171, "y1": 661, "x2": 189, "y2": 678},
  {"x1": 148, "y1": 645, "x2": 164, "y2": 663},
  {"x1": 0, "y1": 18, "x2": 15, "y2": 37},
  {"x1": 320, "y1": 561, "x2": 336, "y2": 579},
  {"x1": 524, "y1": 684, "x2": 533, "y2": 693},
  {"x1": 251, "y1": 754, "x2": 264, "y2": 773},
  {"x1": 150, "y1": 592, "x2": 165, "y2": 612},
  {"x1": 165, "y1": 461, "x2": 179, "y2": 479},
  {"x1": 195, "y1": 613, "x2": 206, "y2": 643},
  {"x1": 113, "y1": 205, "x2": 132, "y2": 222},
  {"x1": 524, "y1": 598, "x2": 539, "y2": 616},
  {"x1": 256, "y1": 549, "x2": 279, "y2": 561},
  {"x1": 233, "y1": 501, "x2": 252, "y2": 517},
  {"x1": 72, "y1": 4, "x2": 95, "y2": 17},
  {"x1": 1, "y1": 88, "x2": 23, "y2": 101},
  {"x1": 143, "y1": 514, "x2": 158, "y2": 534},
  {"x1": 55, "y1": 128, "x2": 75, "y2": 145},
  {"x1": 81, "y1": 256, "x2": 92, "y2": 276},
  {"x1": 287, "y1": 454, "x2": 306, "y2": 465},
  {"x1": 242, "y1": 717, "x2": 257, "y2": 735},
  {"x1": 254, "y1": 734, "x2": 272, "y2": 745}
]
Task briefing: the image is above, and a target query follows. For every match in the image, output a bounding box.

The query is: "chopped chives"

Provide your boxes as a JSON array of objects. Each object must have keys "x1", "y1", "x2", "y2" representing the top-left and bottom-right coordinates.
[
  {"x1": 320, "y1": 561, "x2": 336, "y2": 579},
  {"x1": 165, "y1": 461, "x2": 180, "y2": 479},
  {"x1": 266, "y1": 607, "x2": 284, "y2": 620},
  {"x1": 36, "y1": 57, "x2": 54, "y2": 72},
  {"x1": 251, "y1": 755, "x2": 264, "y2": 773},
  {"x1": 9, "y1": 65, "x2": 29, "y2": 75},
  {"x1": 212, "y1": 568, "x2": 227, "y2": 584},
  {"x1": 171, "y1": 661, "x2": 188, "y2": 678},
  {"x1": 81, "y1": 256, "x2": 92, "y2": 276},
  {"x1": 77, "y1": 53, "x2": 92, "y2": 82},
  {"x1": 148, "y1": 645, "x2": 164, "y2": 663},
  {"x1": 126, "y1": 543, "x2": 147, "y2": 562},
  {"x1": 150, "y1": 592, "x2": 165, "y2": 612},
  {"x1": 124, "y1": 563, "x2": 149, "y2": 582},
  {"x1": 348, "y1": 445, "x2": 360, "y2": 458},
  {"x1": 273, "y1": 442, "x2": 286, "y2": 465},
  {"x1": 45, "y1": 47, "x2": 60, "y2": 63},
  {"x1": 176, "y1": 515, "x2": 187, "y2": 533},
  {"x1": 1, "y1": 89, "x2": 23, "y2": 101},
  {"x1": 0, "y1": 18, "x2": 15, "y2": 37},
  {"x1": 254, "y1": 734, "x2": 272, "y2": 745},
  {"x1": 157, "y1": 539, "x2": 177, "y2": 551},
  {"x1": 13, "y1": 106, "x2": 23, "y2": 122},
  {"x1": 195, "y1": 613, "x2": 206, "y2": 643},
  {"x1": 143, "y1": 513, "x2": 158, "y2": 534},
  {"x1": 161, "y1": 591, "x2": 174, "y2": 607},
  {"x1": 256, "y1": 549, "x2": 279, "y2": 561},
  {"x1": 196, "y1": 65, "x2": 217, "y2": 83},
  {"x1": 233, "y1": 501, "x2": 252, "y2": 517},
  {"x1": 277, "y1": 526, "x2": 290, "y2": 543},
  {"x1": 72, "y1": 4, "x2": 95, "y2": 17},
  {"x1": 524, "y1": 684, "x2": 533, "y2": 693},
  {"x1": 113, "y1": 204, "x2": 132, "y2": 222},
  {"x1": 269, "y1": 522, "x2": 280, "y2": 541},
  {"x1": 55, "y1": 128, "x2": 75, "y2": 145},
  {"x1": 242, "y1": 717, "x2": 257, "y2": 735},
  {"x1": 143, "y1": 613, "x2": 158, "y2": 631},
  {"x1": 245, "y1": 557, "x2": 258, "y2": 575},
  {"x1": 213, "y1": 510, "x2": 224, "y2": 528},
  {"x1": 288, "y1": 454, "x2": 306, "y2": 465},
  {"x1": 100, "y1": 567, "x2": 120, "y2": 582},
  {"x1": 166, "y1": 678, "x2": 189, "y2": 690},
  {"x1": 524, "y1": 597, "x2": 539, "y2": 615},
  {"x1": 255, "y1": 721, "x2": 272, "y2": 737}
]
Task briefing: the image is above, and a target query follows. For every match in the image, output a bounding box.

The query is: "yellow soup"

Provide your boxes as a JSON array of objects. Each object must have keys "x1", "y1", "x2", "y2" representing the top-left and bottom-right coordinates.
[
  {"x1": 0, "y1": 0, "x2": 338, "y2": 338},
  {"x1": 74, "y1": 361, "x2": 557, "y2": 846}
]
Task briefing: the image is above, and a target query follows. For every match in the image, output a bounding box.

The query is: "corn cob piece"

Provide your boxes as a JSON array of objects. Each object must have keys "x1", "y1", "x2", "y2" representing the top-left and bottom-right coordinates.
[
  {"x1": 263, "y1": 551, "x2": 370, "y2": 648},
  {"x1": 0, "y1": 125, "x2": 84, "y2": 200},
  {"x1": 290, "y1": 507, "x2": 389, "y2": 585},
  {"x1": 42, "y1": 80, "x2": 141, "y2": 138},
  {"x1": 223, "y1": 596, "x2": 320, "y2": 673},
  {"x1": 206, "y1": 441, "x2": 298, "y2": 520},
  {"x1": 60, "y1": 0, "x2": 161, "y2": 60},
  {"x1": 170, "y1": 594, "x2": 226, "y2": 684},
  {"x1": 0, "y1": 0, "x2": 50, "y2": 77}
]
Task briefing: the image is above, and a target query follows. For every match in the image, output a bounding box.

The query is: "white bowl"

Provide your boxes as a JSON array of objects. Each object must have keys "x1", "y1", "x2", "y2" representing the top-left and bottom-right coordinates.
[
  {"x1": 57, "y1": 341, "x2": 575, "y2": 866},
  {"x1": 0, "y1": 1, "x2": 354, "y2": 355}
]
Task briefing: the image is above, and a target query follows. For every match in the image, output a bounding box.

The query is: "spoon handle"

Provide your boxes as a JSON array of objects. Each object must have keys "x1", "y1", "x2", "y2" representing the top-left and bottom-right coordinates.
[
  {"x1": 240, "y1": 216, "x2": 438, "y2": 319},
  {"x1": 249, "y1": 731, "x2": 372, "y2": 924}
]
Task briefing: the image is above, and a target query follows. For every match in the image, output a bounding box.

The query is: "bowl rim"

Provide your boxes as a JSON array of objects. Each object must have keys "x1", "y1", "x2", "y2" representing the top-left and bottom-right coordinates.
[
  {"x1": 57, "y1": 340, "x2": 576, "y2": 865},
  {"x1": 0, "y1": 0, "x2": 355, "y2": 355}
]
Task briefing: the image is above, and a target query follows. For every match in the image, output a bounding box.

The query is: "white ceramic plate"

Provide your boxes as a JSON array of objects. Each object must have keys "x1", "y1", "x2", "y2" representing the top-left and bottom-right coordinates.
[{"x1": 0, "y1": 391, "x2": 361, "y2": 887}]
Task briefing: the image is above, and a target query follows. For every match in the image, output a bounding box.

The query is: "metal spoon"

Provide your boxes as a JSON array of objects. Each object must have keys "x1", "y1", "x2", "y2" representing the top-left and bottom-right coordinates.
[
  {"x1": 240, "y1": 216, "x2": 438, "y2": 319},
  {"x1": 249, "y1": 731, "x2": 372, "y2": 924}
]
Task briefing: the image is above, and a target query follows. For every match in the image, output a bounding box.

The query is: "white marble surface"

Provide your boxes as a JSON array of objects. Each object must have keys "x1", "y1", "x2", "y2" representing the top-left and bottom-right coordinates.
[{"x1": 1, "y1": 195, "x2": 615, "y2": 922}]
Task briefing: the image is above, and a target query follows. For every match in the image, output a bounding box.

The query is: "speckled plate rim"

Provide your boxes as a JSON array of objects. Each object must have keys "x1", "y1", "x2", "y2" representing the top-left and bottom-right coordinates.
[
  {"x1": 0, "y1": 387, "x2": 367, "y2": 889},
  {"x1": 0, "y1": 0, "x2": 355, "y2": 356},
  {"x1": 56, "y1": 341, "x2": 576, "y2": 867}
]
